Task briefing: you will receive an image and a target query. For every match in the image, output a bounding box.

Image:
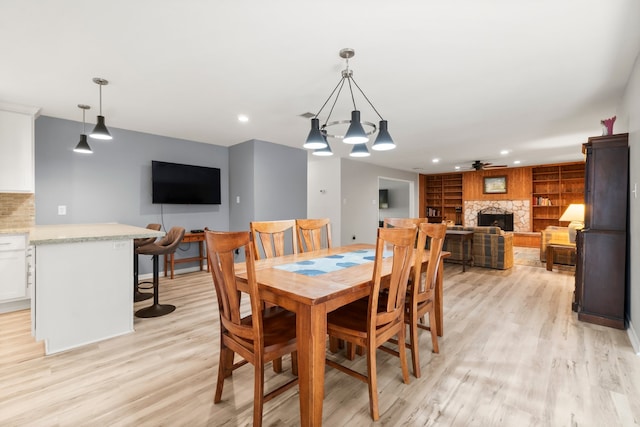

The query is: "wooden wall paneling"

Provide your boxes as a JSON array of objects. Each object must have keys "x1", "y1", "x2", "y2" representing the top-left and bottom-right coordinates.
[{"x1": 462, "y1": 167, "x2": 532, "y2": 200}]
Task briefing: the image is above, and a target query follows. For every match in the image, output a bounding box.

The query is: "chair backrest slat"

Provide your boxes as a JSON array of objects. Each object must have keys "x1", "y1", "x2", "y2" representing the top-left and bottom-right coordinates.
[{"x1": 412, "y1": 223, "x2": 447, "y2": 304}]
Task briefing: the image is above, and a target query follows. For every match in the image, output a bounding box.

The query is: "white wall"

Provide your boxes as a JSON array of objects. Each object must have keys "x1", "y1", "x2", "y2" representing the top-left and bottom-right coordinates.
[
  {"x1": 307, "y1": 155, "x2": 341, "y2": 245},
  {"x1": 378, "y1": 178, "x2": 411, "y2": 222},
  {"x1": 340, "y1": 158, "x2": 419, "y2": 245},
  {"x1": 619, "y1": 51, "x2": 640, "y2": 354}
]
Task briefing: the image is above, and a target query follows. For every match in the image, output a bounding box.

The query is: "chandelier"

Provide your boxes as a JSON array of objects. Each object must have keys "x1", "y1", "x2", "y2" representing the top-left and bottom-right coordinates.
[{"x1": 303, "y1": 48, "x2": 395, "y2": 157}]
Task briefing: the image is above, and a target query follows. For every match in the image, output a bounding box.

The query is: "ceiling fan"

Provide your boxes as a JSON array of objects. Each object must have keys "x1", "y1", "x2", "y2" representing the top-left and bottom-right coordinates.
[{"x1": 470, "y1": 160, "x2": 508, "y2": 171}]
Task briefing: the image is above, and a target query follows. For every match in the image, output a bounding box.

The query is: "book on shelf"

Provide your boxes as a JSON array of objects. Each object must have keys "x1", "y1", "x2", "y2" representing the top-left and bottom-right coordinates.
[
  {"x1": 426, "y1": 207, "x2": 441, "y2": 217},
  {"x1": 534, "y1": 196, "x2": 552, "y2": 206}
]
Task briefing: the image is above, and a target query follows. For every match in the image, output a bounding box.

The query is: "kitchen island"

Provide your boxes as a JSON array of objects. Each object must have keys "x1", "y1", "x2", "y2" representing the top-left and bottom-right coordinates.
[{"x1": 29, "y1": 223, "x2": 164, "y2": 355}]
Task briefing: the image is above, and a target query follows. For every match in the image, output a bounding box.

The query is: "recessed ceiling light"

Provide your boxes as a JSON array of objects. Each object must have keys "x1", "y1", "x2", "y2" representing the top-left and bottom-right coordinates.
[
  {"x1": 432, "y1": 158, "x2": 440, "y2": 163},
  {"x1": 513, "y1": 160, "x2": 521, "y2": 164},
  {"x1": 500, "y1": 150, "x2": 509, "y2": 155},
  {"x1": 238, "y1": 114, "x2": 249, "y2": 123},
  {"x1": 454, "y1": 166, "x2": 461, "y2": 170}
]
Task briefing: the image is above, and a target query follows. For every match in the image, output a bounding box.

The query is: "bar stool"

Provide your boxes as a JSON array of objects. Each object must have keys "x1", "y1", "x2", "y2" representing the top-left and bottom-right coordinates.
[
  {"x1": 134, "y1": 224, "x2": 162, "y2": 302},
  {"x1": 135, "y1": 226, "x2": 185, "y2": 318}
]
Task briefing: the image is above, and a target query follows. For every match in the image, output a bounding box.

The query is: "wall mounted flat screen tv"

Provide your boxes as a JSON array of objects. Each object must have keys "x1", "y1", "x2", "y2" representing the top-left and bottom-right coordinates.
[{"x1": 152, "y1": 160, "x2": 221, "y2": 204}]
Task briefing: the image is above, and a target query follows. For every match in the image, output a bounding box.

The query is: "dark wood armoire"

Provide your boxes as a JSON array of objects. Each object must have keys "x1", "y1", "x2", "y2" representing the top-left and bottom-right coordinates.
[{"x1": 574, "y1": 133, "x2": 629, "y2": 329}]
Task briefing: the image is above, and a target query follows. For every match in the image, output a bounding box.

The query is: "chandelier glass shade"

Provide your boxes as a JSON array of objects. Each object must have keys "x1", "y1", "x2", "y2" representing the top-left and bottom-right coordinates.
[
  {"x1": 74, "y1": 104, "x2": 93, "y2": 154},
  {"x1": 303, "y1": 48, "x2": 395, "y2": 157}
]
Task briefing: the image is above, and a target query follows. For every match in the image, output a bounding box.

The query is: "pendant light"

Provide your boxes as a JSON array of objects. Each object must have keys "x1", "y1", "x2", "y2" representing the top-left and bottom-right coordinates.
[
  {"x1": 371, "y1": 120, "x2": 395, "y2": 151},
  {"x1": 312, "y1": 134, "x2": 333, "y2": 156},
  {"x1": 304, "y1": 48, "x2": 395, "y2": 153},
  {"x1": 90, "y1": 77, "x2": 112, "y2": 140},
  {"x1": 74, "y1": 104, "x2": 93, "y2": 154},
  {"x1": 350, "y1": 143, "x2": 370, "y2": 157}
]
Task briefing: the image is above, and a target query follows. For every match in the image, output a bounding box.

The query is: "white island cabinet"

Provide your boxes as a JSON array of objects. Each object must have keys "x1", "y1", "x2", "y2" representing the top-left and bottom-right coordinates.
[{"x1": 29, "y1": 223, "x2": 164, "y2": 355}]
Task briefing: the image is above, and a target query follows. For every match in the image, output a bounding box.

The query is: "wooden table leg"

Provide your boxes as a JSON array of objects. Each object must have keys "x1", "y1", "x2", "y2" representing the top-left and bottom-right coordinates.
[
  {"x1": 435, "y1": 258, "x2": 444, "y2": 337},
  {"x1": 296, "y1": 303, "x2": 327, "y2": 426},
  {"x1": 546, "y1": 246, "x2": 553, "y2": 271}
]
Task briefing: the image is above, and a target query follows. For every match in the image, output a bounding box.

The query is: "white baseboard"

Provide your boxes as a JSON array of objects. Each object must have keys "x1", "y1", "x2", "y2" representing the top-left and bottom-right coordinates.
[
  {"x1": 138, "y1": 265, "x2": 205, "y2": 281},
  {"x1": 0, "y1": 298, "x2": 30, "y2": 314},
  {"x1": 627, "y1": 317, "x2": 640, "y2": 356}
]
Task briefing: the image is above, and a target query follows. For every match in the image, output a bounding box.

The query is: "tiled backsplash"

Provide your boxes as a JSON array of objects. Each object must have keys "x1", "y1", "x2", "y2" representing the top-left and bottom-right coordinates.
[{"x1": 0, "y1": 193, "x2": 35, "y2": 229}]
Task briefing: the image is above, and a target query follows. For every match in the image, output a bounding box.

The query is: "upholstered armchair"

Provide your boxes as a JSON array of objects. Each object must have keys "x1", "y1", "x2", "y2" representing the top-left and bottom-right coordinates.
[{"x1": 540, "y1": 226, "x2": 576, "y2": 265}]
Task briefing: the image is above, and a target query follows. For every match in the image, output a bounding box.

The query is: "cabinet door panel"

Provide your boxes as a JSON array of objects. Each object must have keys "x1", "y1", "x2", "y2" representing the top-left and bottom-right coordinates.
[
  {"x1": 0, "y1": 249, "x2": 27, "y2": 300},
  {"x1": 584, "y1": 142, "x2": 628, "y2": 231},
  {"x1": 0, "y1": 109, "x2": 34, "y2": 192},
  {"x1": 580, "y1": 230, "x2": 625, "y2": 324}
]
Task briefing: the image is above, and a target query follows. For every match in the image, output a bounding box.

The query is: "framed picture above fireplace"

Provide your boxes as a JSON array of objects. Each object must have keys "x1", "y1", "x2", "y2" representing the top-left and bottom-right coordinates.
[{"x1": 483, "y1": 176, "x2": 507, "y2": 194}]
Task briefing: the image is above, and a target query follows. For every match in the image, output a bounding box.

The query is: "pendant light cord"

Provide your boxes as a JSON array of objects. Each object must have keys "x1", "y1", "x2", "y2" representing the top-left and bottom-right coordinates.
[{"x1": 98, "y1": 84, "x2": 103, "y2": 115}]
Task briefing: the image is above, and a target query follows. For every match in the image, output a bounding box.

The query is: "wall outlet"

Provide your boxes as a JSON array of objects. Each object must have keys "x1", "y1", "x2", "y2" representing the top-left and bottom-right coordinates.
[{"x1": 57, "y1": 205, "x2": 67, "y2": 215}]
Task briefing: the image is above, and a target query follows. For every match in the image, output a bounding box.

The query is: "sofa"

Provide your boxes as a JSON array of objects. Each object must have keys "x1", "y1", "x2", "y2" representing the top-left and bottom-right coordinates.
[
  {"x1": 443, "y1": 226, "x2": 513, "y2": 270},
  {"x1": 539, "y1": 226, "x2": 576, "y2": 265}
]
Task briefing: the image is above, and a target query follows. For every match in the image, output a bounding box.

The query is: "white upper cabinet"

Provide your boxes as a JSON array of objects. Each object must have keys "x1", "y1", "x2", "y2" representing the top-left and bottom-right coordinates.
[{"x1": 0, "y1": 102, "x2": 40, "y2": 193}]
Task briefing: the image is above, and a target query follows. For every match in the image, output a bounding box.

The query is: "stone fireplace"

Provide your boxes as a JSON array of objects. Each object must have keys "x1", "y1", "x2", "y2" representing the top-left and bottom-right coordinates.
[{"x1": 463, "y1": 200, "x2": 530, "y2": 232}]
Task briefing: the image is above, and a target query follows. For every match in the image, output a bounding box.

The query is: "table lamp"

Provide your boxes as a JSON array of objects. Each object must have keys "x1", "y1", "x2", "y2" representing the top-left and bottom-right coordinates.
[{"x1": 559, "y1": 204, "x2": 585, "y2": 243}]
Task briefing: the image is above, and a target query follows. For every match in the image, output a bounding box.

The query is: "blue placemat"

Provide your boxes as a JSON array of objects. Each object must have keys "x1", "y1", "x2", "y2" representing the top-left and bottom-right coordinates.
[{"x1": 274, "y1": 249, "x2": 390, "y2": 276}]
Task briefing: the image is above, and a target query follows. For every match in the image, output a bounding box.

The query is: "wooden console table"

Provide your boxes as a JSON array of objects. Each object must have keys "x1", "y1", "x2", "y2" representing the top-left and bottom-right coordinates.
[
  {"x1": 164, "y1": 232, "x2": 207, "y2": 279},
  {"x1": 445, "y1": 230, "x2": 473, "y2": 272},
  {"x1": 546, "y1": 241, "x2": 576, "y2": 271}
]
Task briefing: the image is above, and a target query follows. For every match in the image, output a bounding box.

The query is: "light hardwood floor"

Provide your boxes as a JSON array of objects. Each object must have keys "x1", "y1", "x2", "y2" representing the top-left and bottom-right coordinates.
[{"x1": 1, "y1": 249, "x2": 638, "y2": 426}]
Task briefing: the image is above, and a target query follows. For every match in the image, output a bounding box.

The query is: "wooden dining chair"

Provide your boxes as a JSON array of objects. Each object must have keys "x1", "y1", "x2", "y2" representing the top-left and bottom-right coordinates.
[
  {"x1": 325, "y1": 226, "x2": 416, "y2": 421},
  {"x1": 382, "y1": 222, "x2": 447, "y2": 378},
  {"x1": 250, "y1": 219, "x2": 298, "y2": 260},
  {"x1": 205, "y1": 230, "x2": 298, "y2": 427},
  {"x1": 295, "y1": 218, "x2": 332, "y2": 252},
  {"x1": 249, "y1": 219, "x2": 298, "y2": 372}
]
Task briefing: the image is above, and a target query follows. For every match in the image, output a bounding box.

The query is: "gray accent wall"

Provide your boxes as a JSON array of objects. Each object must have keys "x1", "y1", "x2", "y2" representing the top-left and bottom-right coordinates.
[
  {"x1": 34, "y1": 115, "x2": 229, "y2": 276},
  {"x1": 229, "y1": 139, "x2": 307, "y2": 258}
]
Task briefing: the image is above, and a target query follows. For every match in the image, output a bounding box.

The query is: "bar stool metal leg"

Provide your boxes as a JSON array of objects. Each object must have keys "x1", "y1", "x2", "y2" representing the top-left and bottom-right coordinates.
[
  {"x1": 133, "y1": 251, "x2": 153, "y2": 302},
  {"x1": 135, "y1": 255, "x2": 176, "y2": 318}
]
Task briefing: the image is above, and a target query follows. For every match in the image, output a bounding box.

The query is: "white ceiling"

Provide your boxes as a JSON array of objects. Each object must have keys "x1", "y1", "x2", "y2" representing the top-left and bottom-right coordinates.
[{"x1": 2, "y1": 0, "x2": 639, "y2": 173}]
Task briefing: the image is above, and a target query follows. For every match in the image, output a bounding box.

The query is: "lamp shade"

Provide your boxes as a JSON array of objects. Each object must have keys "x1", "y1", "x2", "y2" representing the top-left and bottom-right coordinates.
[
  {"x1": 560, "y1": 203, "x2": 585, "y2": 243},
  {"x1": 343, "y1": 110, "x2": 369, "y2": 144},
  {"x1": 349, "y1": 143, "x2": 370, "y2": 157},
  {"x1": 90, "y1": 115, "x2": 112, "y2": 140},
  {"x1": 73, "y1": 134, "x2": 93, "y2": 154},
  {"x1": 304, "y1": 118, "x2": 328, "y2": 149},
  {"x1": 559, "y1": 204, "x2": 585, "y2": 222},
  {"x1": 312, "y1": 137, "x2": 333, "y2": 156},
  {"x1": 371, "y1": 120, "x2": 395, "y2": 151}
]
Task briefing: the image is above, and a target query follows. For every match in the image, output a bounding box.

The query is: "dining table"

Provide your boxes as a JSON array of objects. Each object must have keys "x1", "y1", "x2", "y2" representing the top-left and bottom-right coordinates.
[{"x1": 233, "y1": 243, "x2": 449, "y2": 426}]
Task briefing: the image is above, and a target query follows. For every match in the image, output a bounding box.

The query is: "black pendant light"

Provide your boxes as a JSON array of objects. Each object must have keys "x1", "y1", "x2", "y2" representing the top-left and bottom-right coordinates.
[
  {"x1": 74, "y1": 104, "x2": 93, "y2": 154},
  {"x1": 371, "y1": 120, "x2": 395, "y2": 151},
  {"x1": 304, "y1": 48, "x2": 395, "y2": 154},
  {"x1": 90, "y1": 77, "x2": 112, "y2": 140}
]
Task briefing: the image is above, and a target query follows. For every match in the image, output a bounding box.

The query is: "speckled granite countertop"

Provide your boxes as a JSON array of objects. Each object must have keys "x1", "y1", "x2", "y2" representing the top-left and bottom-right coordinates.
[{"x1": 1, "y1": 223, "x2": 165, "y2": 244}]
